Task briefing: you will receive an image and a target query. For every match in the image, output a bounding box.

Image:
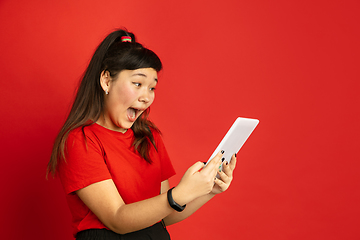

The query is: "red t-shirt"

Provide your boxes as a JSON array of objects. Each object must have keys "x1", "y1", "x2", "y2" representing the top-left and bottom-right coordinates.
[{"x1": 57, "y1": 123, "x2": 176, "y2": 236}]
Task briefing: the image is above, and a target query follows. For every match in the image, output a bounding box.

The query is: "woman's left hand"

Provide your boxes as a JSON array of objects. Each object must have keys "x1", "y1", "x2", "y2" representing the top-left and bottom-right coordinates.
[{"x1": 212, "y1": 154, "x2": 237, "y2": 194}]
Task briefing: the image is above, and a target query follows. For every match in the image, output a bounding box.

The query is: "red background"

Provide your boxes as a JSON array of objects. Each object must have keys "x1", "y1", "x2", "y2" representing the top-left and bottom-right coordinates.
[{"x1": 0, "y1": 0, "x2": 359, "y2": 239}]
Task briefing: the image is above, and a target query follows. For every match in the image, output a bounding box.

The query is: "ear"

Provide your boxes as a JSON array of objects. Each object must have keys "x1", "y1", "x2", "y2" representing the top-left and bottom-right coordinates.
[{"x1": 100, "y1": 70, "x2": 111, "y2": 93}]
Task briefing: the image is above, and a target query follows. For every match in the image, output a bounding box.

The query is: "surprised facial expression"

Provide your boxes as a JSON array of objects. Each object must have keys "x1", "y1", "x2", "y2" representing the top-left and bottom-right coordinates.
[{"x1": 100, "y1": 68, "x2": 158, "y2": 133}]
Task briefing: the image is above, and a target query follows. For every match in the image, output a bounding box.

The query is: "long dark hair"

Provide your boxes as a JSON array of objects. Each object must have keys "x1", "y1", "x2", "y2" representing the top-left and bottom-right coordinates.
[{"x1": 47, "y1": 29, "x2": 162, "y2": 177}]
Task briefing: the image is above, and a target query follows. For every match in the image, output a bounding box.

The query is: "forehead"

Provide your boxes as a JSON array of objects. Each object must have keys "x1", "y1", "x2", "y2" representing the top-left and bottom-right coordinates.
[
  {"x1": 132, "y1": 68, "x2": 158, "y2": 82},
  {"x1": 113, "y1": 68, "x2": 158, "y2": 84},
  {"x1": 122, "y1": 68, "x2": 158, "y2": 81}
]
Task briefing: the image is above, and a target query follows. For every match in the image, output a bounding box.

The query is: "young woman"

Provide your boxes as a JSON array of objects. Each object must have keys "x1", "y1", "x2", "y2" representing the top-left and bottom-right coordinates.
[{"x1": 47, "y1": 29, "x2": 237, "y2": 240}]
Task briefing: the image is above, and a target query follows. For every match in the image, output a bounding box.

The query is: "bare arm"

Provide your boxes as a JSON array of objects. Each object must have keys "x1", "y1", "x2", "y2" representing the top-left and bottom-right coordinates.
[
  {"x1": 76, "y1": 179, "x2": 173, "y2": 234},
  {"x1": 76, "y1": 151, "x2": 225, "y2": 234}
]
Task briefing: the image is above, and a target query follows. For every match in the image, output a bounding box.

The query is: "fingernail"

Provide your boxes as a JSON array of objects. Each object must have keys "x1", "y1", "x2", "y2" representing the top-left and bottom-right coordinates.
[
  {"x1": 235, "y1": 153, "x2": 237, "y2": 157},
  {"x1": 221, "y1": 157, "x2": 225, "y2": 162},
  {"x1": 221, "y1": 150, "x2": 224, "y2": 154},
  {"x1": 203, "y1": 162, "x2": 207, "y2": 165},
  {"x1": 225, "y1": 162, "x2": 228, "y2": 165}
]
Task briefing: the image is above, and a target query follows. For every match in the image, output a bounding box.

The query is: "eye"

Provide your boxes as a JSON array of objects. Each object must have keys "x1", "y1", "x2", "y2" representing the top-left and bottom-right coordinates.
[
  {"x1": 150, "y1": 87, "x2": 156, "y2": 91},
  {"x1": 133, "y1": 82, "x2": 141, "y2": 87}
]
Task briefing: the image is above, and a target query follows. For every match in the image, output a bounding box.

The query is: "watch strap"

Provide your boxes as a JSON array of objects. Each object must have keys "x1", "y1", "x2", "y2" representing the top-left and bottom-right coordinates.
[{"x1": 167, "y1": 187, "x2": 186, "y2": 212}]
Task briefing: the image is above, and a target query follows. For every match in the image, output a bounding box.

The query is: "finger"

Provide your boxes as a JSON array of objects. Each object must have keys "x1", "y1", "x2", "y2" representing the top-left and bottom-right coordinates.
[
  {"x1": 221, "y1": 161, "x2": 233, "y2": 179},
  {"x1": 188, "y1": 161, "x2": 207, "y2": 175},
  {"x1": 217, "y1": 169, "x2": 230, "y2": 183},
  {"x1": 214, "y1": 177, "x2": 228, "y2": 191},
  {"x1": 210, "y1": 150, "x2": 224, "y2": 164},
  {"x1": 203, "y1": 150, "x2": 224, "y2": 173},
  {"x1": 229, "y1": 153, "x2": 237, "y2": 171}
]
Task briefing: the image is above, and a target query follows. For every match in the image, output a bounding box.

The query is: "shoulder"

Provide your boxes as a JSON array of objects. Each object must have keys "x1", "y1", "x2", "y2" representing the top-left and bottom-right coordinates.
[
  {"x1": 61, "y1": 124, "x2": 107, "y2": 167},
  {"x1": 66, "y1": 124, "x2": 104, "y2": 147}
]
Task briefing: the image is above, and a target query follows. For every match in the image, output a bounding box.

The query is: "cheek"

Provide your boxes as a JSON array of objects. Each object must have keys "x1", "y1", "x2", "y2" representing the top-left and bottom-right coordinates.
[{"x1": 117, "y1": 88, "x2": 136, "y2": 104}]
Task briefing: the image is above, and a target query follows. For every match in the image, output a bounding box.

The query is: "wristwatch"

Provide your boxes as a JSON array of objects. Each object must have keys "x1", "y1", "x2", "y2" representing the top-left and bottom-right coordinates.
[{"x1": 167, "y1": 187, "x2": 186, "y2": 212}]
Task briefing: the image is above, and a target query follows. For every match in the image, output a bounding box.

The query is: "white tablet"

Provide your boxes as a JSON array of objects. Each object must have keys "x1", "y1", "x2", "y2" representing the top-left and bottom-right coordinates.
[{"x1": 205, "y1": 117, "x2": 259, "y2": 169}]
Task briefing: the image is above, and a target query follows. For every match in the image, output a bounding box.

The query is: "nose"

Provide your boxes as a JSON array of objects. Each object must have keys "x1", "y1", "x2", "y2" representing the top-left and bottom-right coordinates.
[{"x1": 139, "y1": 89, "x2": 151, "y2": 103}]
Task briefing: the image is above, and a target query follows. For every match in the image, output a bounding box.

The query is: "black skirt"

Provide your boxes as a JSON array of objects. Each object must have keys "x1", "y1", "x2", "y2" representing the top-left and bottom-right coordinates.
[{"x1": 76, "y1": 222, "x2": 171, "y2": 240}]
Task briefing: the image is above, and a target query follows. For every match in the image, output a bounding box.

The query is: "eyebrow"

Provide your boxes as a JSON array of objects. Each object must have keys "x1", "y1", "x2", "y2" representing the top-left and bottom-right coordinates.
[{"x1": 132, "y1": 73, "x2": 158, "y2": 82}]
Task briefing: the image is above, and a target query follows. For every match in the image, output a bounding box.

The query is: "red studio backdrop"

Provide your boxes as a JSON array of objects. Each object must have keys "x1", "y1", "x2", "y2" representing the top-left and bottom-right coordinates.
[{"x1": 0, "y1": 1, "x2": 359, "y2": 239}]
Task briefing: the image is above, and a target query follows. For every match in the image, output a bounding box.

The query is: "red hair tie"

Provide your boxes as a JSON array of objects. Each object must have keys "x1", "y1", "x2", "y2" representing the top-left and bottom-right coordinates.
[{"x1": 121, "y1": 36, "x2": 132, "y2": 42}]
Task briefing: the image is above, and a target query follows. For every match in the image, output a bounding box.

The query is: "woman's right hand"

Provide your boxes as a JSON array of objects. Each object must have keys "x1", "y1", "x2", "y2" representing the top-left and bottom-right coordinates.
[{"x1": 171, "y1": 151, "x2": 224, "y2": 205}]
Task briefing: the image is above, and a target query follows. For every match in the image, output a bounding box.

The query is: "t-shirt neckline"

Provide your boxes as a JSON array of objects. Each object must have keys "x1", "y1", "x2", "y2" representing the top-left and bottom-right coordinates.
[{"x1": 93, "y1": 122, "x2": 133, "y2": 137}]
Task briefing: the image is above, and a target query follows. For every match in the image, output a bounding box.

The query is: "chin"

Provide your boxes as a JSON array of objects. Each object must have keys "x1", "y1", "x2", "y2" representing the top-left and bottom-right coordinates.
[{"x1": 119, "y1": 122, "x2": 134, "y2": 131}]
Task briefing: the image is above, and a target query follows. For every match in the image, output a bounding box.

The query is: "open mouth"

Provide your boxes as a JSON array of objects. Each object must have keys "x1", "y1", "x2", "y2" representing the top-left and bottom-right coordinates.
[{"x1": 127, "y1": 107, "x2": 142, "y2": 122}]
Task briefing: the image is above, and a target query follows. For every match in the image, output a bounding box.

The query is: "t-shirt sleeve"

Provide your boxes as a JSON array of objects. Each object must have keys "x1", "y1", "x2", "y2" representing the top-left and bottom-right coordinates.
[
  {"x1": 153, "y1": 131, "x2": 176, "y2": 181},
  {"x1": 58, "y1": 129, "x2": 112, "y2": 194}
]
